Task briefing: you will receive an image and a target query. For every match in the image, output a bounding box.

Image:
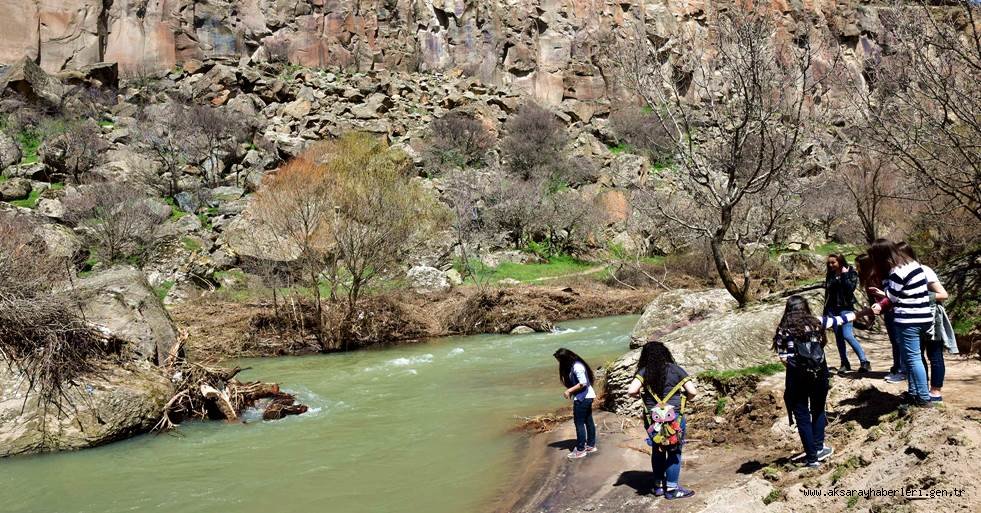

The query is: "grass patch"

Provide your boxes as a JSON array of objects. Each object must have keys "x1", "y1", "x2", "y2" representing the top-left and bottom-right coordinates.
[
  {"x1": 9, "y1": 188, "x2": 42, "y2": 208},
  {"x1": 164, "y1": 197, "x2": 188, "y2": 220},
  {"x1": 458, "y1": 254, "x2": 597, "y2": 284},
  {"x1": 715, "y1": 397, "x2": 728, "y2": 415},
  {"x1": 953, "y1": 315, "x2": 978, "y2": 336},
  {"x1": 814, "y1": 242, "x2": 861, "y2": 259},
  {"x1": 831, "y1": 456, "x2": 862, "y2": 484},
  {"x1": 97, "y1": 120, "x2": 114, "y2": 128},
  {"x1": 699, "y1": 363, "x2": 785, "y2": 382},
  {"x1": 154, "y1": 281, "x2": 174, "y2": 302},
  {"x1": 846, "y1": 495, "x2": 860, "y2": 508},
  {"x1": 762, "y1": 488, "x2": 784, "y2": 505},
  {"x1": 181, "y1": 237, "x2": 203, "y2": 253},
  {"x1": 608, "y1": 143, "x2": 634, "y2": 155},
  {"x1": 16, "y1": 130, "x2": 42, "y2": 165}
]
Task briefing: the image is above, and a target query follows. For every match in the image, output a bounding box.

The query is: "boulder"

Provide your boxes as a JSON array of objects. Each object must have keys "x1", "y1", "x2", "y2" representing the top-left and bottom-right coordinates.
[
  {"x1": 0, "y1": 177, "x2": 31, "y2": 201},
  {"x1": 406, "y1": 265, "x2": 451, "y2": 293},
  {"x1": 0, "y1": 57, "x2": 66, "y2": 106},
  {"x1": 37, "y1": 222, "x2": 81, "y2": 260},
  {"x1": 606, "y1": 294, "x2": 809, "y2": 415},
  {"x1": 0, "y1": 132, "x2": 21, "y2": 170},
  {"x1": 69, "y1": 266, "x2": 181, "y2": 365},
  {"x1": 218, "y1": 205, "x2": 301, "y2": 262},
  {"x1": 629, "y1": 289, "x2": 738, "y2": 348},
  {"x1": 480, "y1": 250, "x2": 539, "y2": 268},
  {"x1": 777, "y1": 251, "x2": 826, "y2": 280},
  {"x1": 510, "y1": 325, "x2": 536, "y2": 335},
  {"x1": 36, "y1": 198, "x2": 65, "y2": 220},
  {"x1": 0, "y1": 361, "x2": 172, "y2": 457}
]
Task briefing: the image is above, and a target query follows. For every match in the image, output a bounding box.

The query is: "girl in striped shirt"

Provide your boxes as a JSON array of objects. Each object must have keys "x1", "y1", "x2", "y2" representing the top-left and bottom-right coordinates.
[{"x1": 868, "y1": 239, "x2": 933, "y2": 407}]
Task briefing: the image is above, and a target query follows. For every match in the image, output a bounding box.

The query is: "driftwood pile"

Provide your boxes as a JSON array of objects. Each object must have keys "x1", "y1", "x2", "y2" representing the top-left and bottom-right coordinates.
[{"x1": 155, "y1": 349, "x2": 308, "y2": 431}]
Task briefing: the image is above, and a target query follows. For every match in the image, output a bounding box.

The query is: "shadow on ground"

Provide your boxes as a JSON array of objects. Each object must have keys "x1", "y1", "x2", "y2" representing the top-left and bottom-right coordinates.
[
  {"x1": 836, "y1": 386, "x2": 901, "y2": 429},
  {"x1": 547, "y1": 439, "x2": 577, "y2": 451},
  {"x1": 613, "y1": 470, "x2": 655, "y2": 495}
]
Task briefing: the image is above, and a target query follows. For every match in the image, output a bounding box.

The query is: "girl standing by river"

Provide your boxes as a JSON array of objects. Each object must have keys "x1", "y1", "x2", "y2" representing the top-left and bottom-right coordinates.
[
  {"x1": 627, "y1": 341, "x2": 698, "y2": 499},
  {"x1": 554, "y1": 348, "x2": 597, "y2": 459}
]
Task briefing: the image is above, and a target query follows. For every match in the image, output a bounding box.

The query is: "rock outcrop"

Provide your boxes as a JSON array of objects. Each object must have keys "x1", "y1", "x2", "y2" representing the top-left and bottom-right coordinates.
[
  {"x1": 629, "y1": 288, "x2": 738, "y2": 348},
  {"x1": 0, "y1": 0, "x2": 885, "y2": 106},
  {"x1": 0, "y1": 362, "x2": 173, "y2": 457},
  {"x1": 69, "y1": 266, "x2": 182, "y2": 365},
  {"x1": 605, "y1": 292, "x2": 820, "y2": 415}
]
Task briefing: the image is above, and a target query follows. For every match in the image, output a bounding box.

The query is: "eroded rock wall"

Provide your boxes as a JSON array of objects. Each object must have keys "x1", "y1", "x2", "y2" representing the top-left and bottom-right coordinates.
[{"x1": 0, "y1": 0, "x2": 880, "y2": 104}]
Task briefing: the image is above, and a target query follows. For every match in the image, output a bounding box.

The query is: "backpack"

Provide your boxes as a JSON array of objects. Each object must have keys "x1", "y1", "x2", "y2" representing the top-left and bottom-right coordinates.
[
  {"x1": 643, "y1": 376, "x2": 690, "y2": 452},
  {"x1": 792, "y1": 329, "x2": 826, "y2": 378}
]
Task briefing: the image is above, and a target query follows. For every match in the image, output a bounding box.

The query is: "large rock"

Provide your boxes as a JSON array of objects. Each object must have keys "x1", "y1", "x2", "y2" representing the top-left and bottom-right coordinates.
[
  {"x1": 217, "y1": 205, "x2": 301, "y2": 262},
  {"x1": 0, "y1": 131, "x2": 21, "y2": 170},
  {"x1": 0, "y1": 177, "x2": 31, "y2": 201},
  {"x1": 406, "y1": 265, "x2": 451, "y2": 293},
  {"x1": 70, "y1": 266, "x2": 181, "y2": 366},
  {"x1": 605, "y1": 294, "x2": 812, "y2": 415},
  {"x1": 0, "y1": 362, "x2": 172, "y2": 457},
  {"x1": 629, "y1": 289, "x2": 738, "y2": 348},
  {"x1": 0, "y1": 57, "x2": 66, "y2": 106}
]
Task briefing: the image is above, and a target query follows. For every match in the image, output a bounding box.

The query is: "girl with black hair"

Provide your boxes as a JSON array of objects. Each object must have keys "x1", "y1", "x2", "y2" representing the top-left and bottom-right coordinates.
[
  {"x1": 626, "y1": 341, "x2": 698, "y2": 500},
  {"x1": 824, "y1": 254, "x2": 870, "y2": 374},
  {"x1": 774, "y1": 295, "x2": 866, "y2": 467},
  {"x1": 553, "y1": 348, "x2": 597, "y2": 459}
]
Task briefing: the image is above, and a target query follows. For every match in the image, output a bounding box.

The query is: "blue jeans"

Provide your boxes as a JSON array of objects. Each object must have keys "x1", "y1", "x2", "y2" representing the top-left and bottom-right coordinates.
[
  {"x1": 572, "y1": 398, "x2": 596, "y2": 451},
  {"x1": 785, "y1": 367, "x2": 829, "y2": 464},
  {"x1": 896, "y1": 323, "x2": 930, "y2": 401},
  {"x1": 921, "y1": 336, "x2": 945, "y2": 390},
  {"x1": 831, "y1": 311, "x2": 867, "y2": 368},
  {"x1": 885, "y1": 315, "x2": 904, "y2": 374},
  {"x1": 651, "y1": 416, "x2": 686, "y2": 488}
]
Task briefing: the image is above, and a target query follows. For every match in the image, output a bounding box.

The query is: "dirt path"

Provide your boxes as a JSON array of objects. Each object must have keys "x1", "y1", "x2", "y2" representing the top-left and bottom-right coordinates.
[{"x1": 501, "y1": 330, "x2": 981, "y2": 513}]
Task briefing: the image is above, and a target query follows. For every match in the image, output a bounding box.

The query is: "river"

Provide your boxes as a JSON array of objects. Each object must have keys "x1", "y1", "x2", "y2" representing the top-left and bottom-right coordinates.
[{"x1": 1, "y1": 315, "x2": 637, "y2": 513}]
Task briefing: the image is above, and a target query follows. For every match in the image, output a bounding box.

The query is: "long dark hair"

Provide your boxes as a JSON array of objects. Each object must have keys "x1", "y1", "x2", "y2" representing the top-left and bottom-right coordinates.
[
  {"x1": 896, "y1": 240, "x2": 917, "y2": 260},
  {"x1": 636, "y1": 341, "x2": 676, "y2": 397},
  {"x1": 869, "y1": 238, "x2": 912, "y2": 281},
  {"x1": 775, "y1": 295, "x2": 826, "y2": 347},
  {"x1": 554, "y1": 348, "x2": 594, "y2": 387},
  {"x1": 854, "y1": 253, "x2": 879, "y2": 290}
]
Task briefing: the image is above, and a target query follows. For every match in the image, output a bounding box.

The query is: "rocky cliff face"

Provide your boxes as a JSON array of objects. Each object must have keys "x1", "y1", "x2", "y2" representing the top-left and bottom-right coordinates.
[{"x1": 0, "y1": 0, "x2": 880, "y2": 104}]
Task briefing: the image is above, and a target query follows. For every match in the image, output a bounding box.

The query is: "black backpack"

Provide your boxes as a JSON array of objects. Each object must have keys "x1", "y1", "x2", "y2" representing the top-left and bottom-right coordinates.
[{"x1": 793, "y1": 330, "x2": 826, "y2": 378}]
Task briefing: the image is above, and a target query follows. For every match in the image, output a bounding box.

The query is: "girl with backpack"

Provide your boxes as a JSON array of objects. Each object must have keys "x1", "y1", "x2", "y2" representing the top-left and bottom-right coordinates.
[
  {"x1": 823, "y1": 254, "x2": 870, "y2": 375},
  {"x1": 867, "y1": 239, "x2": 934, "y2": 408},
  {"x1": 554, "y1": 348, "x2": 597, "y2": 459},
  {"x1": 626, "y1": 341, "x2": 698, "y2": 499},
  {"x1": 773, "y1": 295, "x2": 865, "y2": 468}
]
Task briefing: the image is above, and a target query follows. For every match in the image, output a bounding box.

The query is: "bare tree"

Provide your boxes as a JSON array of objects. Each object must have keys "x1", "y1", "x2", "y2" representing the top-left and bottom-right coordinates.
[
  {"x1": 607, "y1": 5, "x2": 838, "y2": 305},
  {"x1": 188, "y1": 104, "x2": 245, "y2": 188},
  {"x1": 839, "y1": 154, "x2": 909, "y2": 244},
  {"x1": 38, "y1": 121, "x2": 106, "y2": 184},
  {"x1": 500, "y1": 103, "x2": 575, "y2": 185},
  {"x1": 425, "y1": 110, "x2": 495, "y2": 173},
  {"x1": 854, "y1": 1, "x2": 980, "y2": 221},
  {"x1": 62, "y1": 183, "x2": 167, "y2": 265},
  {"x1": 443, "y1": 168, "x2": 487, "y2": 286},
  {"x1": 137, "y1": 102, "x2": 198, "y2": 199},
  {"x1": 482, "y1": 173, "x2": 546, "y2": 250}
]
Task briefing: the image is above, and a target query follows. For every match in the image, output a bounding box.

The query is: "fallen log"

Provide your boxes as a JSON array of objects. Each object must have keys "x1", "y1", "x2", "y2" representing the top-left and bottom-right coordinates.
[
  {"x1": 262, "y1": 393, "x2": 309, "y2": 420},
  {"x1": 200, "y1": 384, "x2": 238, "y2": 421}
]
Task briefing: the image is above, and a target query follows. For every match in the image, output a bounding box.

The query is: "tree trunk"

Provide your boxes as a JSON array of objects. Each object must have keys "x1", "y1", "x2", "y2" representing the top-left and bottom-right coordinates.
[{"x1": 709, "y1": 237, "x2": 750, "y2": 307}]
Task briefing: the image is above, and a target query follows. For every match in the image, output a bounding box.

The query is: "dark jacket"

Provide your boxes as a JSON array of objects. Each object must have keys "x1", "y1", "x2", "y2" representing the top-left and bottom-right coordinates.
[{"x1": 824, "y1": 267, "x2": 858, "y2": 315}]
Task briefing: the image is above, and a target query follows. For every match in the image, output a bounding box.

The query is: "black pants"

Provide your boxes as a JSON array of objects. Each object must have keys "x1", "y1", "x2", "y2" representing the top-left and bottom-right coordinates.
[{"x1": 784, "y1": 368, "x2": 829, "y2": 464}]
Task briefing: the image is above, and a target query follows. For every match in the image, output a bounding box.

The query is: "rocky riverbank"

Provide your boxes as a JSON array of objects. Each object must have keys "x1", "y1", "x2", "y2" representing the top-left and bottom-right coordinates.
[{"x1": 501, "y1": 328, "x2": 981, "y2": 513}]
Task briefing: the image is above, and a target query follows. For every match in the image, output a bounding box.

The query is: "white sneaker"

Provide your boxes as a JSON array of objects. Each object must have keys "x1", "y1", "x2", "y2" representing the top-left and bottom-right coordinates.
[{"x1": 884, "y1": 373, "x2": 906, "y2": 383}]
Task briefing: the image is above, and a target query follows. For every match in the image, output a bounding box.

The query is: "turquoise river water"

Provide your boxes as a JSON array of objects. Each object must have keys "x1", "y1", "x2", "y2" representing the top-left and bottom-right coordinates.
[{"x1": 0, "y1": 315, "x2": 637, "y2": 513}]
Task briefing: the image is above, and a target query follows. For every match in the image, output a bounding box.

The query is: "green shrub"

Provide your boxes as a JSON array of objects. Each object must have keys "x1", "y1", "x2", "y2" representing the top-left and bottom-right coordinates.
[{"x1": 154, "y1": 281, "x2": 174, "y2": 301}]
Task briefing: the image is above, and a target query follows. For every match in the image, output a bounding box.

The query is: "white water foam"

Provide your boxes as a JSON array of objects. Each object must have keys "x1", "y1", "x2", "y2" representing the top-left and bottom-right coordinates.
[{"x1": 448, "y1": 348, "x2": 465, "y2": 356}]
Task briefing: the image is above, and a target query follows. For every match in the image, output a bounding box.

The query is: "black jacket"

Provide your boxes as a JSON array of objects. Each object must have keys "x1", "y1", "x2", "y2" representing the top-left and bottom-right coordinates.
[{"x1": 824, "y1": 267, "x2": 858, "y2": 315}]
